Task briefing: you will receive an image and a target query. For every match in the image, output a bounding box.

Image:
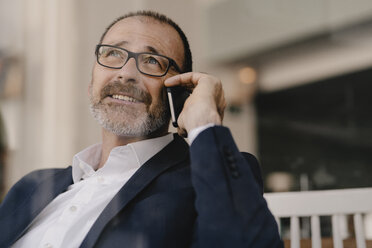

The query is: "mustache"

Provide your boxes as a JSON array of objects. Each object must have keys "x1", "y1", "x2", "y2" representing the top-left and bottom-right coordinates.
[{"x1": 100, "y1": 81, "x2": 152, "y2": 104}]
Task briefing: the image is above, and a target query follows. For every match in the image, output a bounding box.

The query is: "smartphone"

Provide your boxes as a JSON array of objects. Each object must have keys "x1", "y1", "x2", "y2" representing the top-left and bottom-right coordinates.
[{"x1": 166, "y1": 86, "x2": 190, "y2": 127}]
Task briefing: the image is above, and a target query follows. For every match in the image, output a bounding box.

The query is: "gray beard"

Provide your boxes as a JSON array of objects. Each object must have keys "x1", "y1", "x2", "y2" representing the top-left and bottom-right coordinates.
[{"x1": 89, "y1": 101, "x2": 169, "y2": 137}]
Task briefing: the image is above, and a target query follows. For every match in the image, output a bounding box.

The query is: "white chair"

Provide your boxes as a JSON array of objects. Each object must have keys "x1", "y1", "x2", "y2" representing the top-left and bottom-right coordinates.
[{"x1": 264, "y1": 187, "x2": 372, "y2": 248}]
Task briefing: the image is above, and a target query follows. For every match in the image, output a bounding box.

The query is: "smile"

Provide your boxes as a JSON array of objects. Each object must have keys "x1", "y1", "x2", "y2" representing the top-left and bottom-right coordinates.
[{"x1": 111, "y1": 94, "x2": 139, "y2": 103}]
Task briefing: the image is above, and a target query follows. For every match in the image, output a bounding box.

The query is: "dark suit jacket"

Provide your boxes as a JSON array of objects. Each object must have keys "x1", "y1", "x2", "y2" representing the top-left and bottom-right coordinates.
[{"x1": 0, "y1": 126, "x2": 283, "y2": 247}]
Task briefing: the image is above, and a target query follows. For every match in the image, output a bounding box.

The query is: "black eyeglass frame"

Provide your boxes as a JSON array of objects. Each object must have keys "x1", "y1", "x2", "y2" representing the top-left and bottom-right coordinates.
[{"x1": 95, "y1": 44, "x2": 182, "y2": 77}]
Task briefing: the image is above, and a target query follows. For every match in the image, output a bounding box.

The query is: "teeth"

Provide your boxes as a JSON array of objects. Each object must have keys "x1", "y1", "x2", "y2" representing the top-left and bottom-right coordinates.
[{"x1": 112, "y1": 94, "x2": 137, "y2": 102}]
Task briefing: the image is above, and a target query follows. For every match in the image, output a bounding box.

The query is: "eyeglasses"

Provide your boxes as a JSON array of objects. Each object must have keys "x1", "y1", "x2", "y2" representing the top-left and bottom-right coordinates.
[{"x1": 95, "y1": 44, "x2": 182, "y2": 77}]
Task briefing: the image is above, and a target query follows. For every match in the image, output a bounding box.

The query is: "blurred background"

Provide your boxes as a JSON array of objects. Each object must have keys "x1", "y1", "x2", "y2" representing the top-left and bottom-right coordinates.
[{"x1": 1, "y1": 0, "x2": 372, "y2": 202}]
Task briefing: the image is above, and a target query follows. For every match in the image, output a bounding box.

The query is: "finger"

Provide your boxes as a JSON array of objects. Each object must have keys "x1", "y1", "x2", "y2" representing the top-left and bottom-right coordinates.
[
  {"x1": 164, "y1": 72, "x2": 206, "y2": 88},
  {"x1": 177, "y1": 127, "x2": 188, "y2": 138},
  {"x1": 218, "y1": 96, "x2": 226, "y2": 121},
  {"x1": 176, "y1": 110, "x2": 188, "y2": 137}
]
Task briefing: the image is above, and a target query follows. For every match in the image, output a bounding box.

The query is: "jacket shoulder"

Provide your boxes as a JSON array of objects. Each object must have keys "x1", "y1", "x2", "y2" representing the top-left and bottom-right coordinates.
[{"x1": 1, "y1": 167, "x2": 72, "y2": 208}]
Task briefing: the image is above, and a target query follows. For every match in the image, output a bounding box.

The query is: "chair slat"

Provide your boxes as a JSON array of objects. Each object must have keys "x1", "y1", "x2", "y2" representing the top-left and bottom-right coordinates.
[
  {"x1": 332, "y1": 214, "x2": 344, "y2": 248},
  {"x1": 354, "y1": 213, "x2": 366, "y2": 248},
  {"x1": 291, "y1": 216, "x2": 300, "y2": 248},
  {"x1": 311, "y1": 215, "x2": 321, "y2": 248}
]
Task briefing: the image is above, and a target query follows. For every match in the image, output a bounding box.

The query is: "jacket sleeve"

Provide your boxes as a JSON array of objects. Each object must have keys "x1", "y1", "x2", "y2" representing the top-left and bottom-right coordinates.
[{"x1": 189, "y1": 126, "x2": 283, "y2": 248}]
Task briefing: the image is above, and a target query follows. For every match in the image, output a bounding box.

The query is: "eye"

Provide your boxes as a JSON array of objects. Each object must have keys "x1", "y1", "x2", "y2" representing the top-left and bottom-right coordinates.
[
  {"x1": 139, "y1": 54, "x2": 168, "y2": 72},
  {"x1": 145, "y1": 56, "x2": 160, "y2": 65},
  {"x1": 107, "y1": 50, "x2": 122, "y2": 57},
  {"x1": 101, "y1": 48, "x2": 124, "y2": 58}
]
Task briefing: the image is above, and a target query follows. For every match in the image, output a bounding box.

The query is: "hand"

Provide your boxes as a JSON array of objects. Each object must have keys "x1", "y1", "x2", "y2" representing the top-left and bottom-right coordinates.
[{"x1": 164, "y1": 72, "x2": 226, "y2": 137}]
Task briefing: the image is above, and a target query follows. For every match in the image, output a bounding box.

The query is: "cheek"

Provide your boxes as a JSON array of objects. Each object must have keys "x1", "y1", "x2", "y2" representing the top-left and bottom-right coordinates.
[
  {"x1": 90, "y1": 77, "x2": 101, "y2": 97},
  {"x1": 146, "y1": 80, "x2": 166, "y2": 108},
  {"x1": 90, "y1": 81, "x2": 100, "y2": 99},
  {"x1": 91, "y1": 67, "x2": 109, "y2": 95}
]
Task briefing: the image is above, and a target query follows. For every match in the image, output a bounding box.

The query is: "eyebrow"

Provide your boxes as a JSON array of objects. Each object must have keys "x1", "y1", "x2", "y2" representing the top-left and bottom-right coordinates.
[
  {"x1": 145, "y1": 46, "x2": 160, "y2": 55},
  {"x1": 111, "y1": 41, "x2": 162, "y2": 55},
  {"x1": 112, "y1": 41, "x2": 128, "y2": 47}
]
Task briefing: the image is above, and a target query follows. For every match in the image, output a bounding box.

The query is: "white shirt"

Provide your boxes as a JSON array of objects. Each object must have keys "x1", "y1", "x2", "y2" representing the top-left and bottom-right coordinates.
[{"x1": 12, "y1": 133, "x2": 173, "y2": 248}]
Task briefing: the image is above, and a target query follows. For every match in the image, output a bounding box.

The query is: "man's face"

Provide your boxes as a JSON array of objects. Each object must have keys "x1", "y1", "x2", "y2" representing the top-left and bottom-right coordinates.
[{"x1": 89, "y1": 17, "x2": 184, "y2": 137}]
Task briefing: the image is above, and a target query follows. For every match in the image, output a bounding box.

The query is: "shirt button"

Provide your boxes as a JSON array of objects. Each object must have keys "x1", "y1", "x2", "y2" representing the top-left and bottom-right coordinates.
[
  {"x1": 44, "y1": 243, "x2": 53, "y2": 248},
  {"x1": 69, "y1": 205, "x2": 77, "y2": 212},
  {"x1": 97, "y1": 176, "x2": 105, "y2": 183}
]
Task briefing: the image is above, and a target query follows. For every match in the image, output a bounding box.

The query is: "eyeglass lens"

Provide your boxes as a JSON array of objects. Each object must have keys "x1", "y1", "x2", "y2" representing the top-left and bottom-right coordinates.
[{"x1": 98, "y1": 46, "x2": 170, "y2": 76}]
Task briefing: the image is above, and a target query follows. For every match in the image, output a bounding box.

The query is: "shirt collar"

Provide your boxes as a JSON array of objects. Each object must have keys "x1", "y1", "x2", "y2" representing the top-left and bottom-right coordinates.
[
  {"x1": 128, "y1": 133, "x2": 173, "y2": 166},
  {"x1": 71, "y1": 133, "x2": 174, "y2": 183}
]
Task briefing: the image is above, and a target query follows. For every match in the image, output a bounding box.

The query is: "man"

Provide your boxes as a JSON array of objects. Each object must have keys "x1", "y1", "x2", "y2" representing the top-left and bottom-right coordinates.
[{"x1": 0, "y1": 11, "x2": 283, "y2": 248}]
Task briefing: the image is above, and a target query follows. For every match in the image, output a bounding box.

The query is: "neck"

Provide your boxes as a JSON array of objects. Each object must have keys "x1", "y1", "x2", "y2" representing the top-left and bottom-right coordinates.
[{"x1": 98, "y1": 126, "x2": 168, "y2": 169}]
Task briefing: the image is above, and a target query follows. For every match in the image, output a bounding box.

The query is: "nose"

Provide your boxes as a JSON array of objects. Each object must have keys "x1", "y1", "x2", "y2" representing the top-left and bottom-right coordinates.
[{"x1": 116, "y1": 57, "x2": 139, "y2": 81}]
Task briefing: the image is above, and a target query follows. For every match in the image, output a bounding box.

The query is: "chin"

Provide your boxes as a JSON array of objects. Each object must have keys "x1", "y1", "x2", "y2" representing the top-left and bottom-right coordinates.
[{"x1": 90, "y1": 99, "x2": 170, "y2": 137}]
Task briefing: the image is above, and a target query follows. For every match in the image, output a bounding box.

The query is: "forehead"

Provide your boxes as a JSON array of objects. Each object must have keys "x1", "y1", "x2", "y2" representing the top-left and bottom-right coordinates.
[{"x1": 102, "y1": 17, "x2": 184, "y2": 65}]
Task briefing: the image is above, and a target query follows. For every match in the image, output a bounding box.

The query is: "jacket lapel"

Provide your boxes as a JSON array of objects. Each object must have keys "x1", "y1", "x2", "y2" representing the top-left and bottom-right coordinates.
[
  {"x1": 80, "y1": 134, "x2": 189, "y2": 248},
  {"x1": 1, "y1": 167, "x2": 73, "y2": 247}
]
